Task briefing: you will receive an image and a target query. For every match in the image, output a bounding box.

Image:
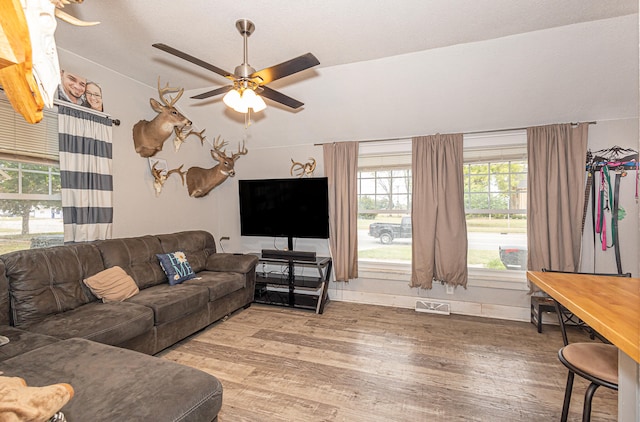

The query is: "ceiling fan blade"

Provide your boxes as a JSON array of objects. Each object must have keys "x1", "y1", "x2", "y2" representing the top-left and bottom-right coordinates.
[
  {"x1": 250, "y1": 53, "x2": 320, "y2": 85},
  {"x1": 190, "y1": 85, "x2": 233, "y2": 100},
  {"x1": 259, "y1": 86, "x2": 304, "y2": 109},
  {"x1": 152, "y1": 43, "x2": 233, "y2": 79}
]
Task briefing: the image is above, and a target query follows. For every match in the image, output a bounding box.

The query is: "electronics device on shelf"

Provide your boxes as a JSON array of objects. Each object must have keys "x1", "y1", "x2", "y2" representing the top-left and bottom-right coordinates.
[
  {"x1": 261, "y1": 249, "x2": 316, "y2": 261},
  {"x1": 238, "y1": 177, "x2": 329, "y2": 251}
]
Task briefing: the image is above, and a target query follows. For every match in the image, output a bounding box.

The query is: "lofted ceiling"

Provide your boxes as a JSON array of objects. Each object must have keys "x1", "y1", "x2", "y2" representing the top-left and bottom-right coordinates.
[{"x1": 53, "y1": 0, "x2": 638, "y2": 96}]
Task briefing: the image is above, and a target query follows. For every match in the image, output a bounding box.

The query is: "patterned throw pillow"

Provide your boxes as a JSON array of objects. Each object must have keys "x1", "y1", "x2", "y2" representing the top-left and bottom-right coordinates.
[{"x1": 156, "y1": 251, "x2": 196, "y2": 285}]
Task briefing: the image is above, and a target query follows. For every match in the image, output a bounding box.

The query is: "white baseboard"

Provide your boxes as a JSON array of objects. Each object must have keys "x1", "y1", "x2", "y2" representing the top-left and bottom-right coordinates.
[{"x1": 330, "y1": 290, "x2": 531, "y2": 322}]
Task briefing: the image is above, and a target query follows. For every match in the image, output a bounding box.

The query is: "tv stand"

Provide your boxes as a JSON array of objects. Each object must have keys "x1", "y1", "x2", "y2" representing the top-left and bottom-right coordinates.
[{"x1": 253, "y1": 253, "x2": 332, "y2": 314}]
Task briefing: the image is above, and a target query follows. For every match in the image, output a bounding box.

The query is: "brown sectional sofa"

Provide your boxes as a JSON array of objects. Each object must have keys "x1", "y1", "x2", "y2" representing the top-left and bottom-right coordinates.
[{"x1": 0, "y1": 230, "x2": 258, "y2": 421}]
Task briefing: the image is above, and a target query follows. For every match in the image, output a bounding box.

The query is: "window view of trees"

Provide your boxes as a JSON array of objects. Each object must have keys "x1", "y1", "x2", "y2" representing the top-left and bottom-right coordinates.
[{"x1": 0, "y1": 160, "x2": 63, "y2": 254}]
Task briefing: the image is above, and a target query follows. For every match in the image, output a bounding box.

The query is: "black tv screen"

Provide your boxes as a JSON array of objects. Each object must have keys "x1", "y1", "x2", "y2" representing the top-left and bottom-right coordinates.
[{"x1": 239, "y1": 178, "x2": 330, "y2": 242}]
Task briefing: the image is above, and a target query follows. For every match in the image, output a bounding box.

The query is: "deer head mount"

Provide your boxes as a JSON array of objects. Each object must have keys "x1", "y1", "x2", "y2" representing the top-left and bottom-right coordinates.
[
  {"x1": 186, "y1": 136, "x2": 248, "y2": 198},
  {"x1": 151, "y1": 161, "x2": 186, "y2": 196},
  {"x1": 133, "y1": 78, "x2": 193, "y2": 158},
  {"x1": 290, "y1": 157, "x2": 316, "y2": 178}
]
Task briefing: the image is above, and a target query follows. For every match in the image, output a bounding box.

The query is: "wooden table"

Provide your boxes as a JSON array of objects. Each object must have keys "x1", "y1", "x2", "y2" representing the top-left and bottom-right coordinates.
[{"x1": 527, "y1": 271, "x2": 640, "y2": 421}]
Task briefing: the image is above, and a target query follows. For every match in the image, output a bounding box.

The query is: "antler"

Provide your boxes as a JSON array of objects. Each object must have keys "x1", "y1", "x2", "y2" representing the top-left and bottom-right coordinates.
[
  {"x1": 166, "y1": 165, "x2": 187, "y2": 185},
  {"x1": 290, "y1": 157, "x2": 316, "y2": 178},
  {"x1": 307, "y1": 158, "x2": 316, "y2": 173},
  {"x1": 151, "y1": 162, "x2": 186, "y2": 196},
  {"x1": 157, "y1": 77, "x2": 184, "y2": 107},
  {"x1": 232, "y1": 140, "x2": 248, "y2": 160},
  {"x1": 151, "y1": 161, "x2": 165, "y2": 182},
  {"x1": 212, "y1": 135, "x2": 229, "y2": 155},
  {"x1": 173, "y1": 127, "x2": 206, "y2": 152},
  {"x1": 52, "y1": 0, "x2": 100, "y2": 26},
  {"x1": 290, "y1": 159, "x2": 304, "y2": 177}
]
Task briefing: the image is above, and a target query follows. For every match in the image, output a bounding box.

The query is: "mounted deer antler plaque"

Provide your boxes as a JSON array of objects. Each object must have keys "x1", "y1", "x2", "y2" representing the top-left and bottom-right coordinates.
[
  {"x1": 150, "y1": 160, "x2": 186, "y2": 196},
  {"x1": 290, "y1": 157, "x2": 316, "y2": 178}
]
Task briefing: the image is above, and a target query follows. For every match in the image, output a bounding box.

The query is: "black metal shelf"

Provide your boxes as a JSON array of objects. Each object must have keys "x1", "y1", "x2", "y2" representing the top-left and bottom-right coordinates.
[
  {"x1": 257, "y1": 273, "x2": 324, "y2": 289},
  {"x1": 252, "y1": 254, "x2": 332, "y2": 314}
]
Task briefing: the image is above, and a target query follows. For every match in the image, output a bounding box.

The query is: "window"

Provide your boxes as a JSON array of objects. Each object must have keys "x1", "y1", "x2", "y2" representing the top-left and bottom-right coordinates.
[
  {"x1": 0, "y1": 93, "x2": 62, "y2": 253},
  {"x1": 357, "y1": 131, "x2": 527, "y2": 271},
  {"x1": 357, "y1": 141, "x2": 412, "y2": 264},
  {"x1": 464, "y1": 130, "x2": 527, "y2": 271},
  {"x1": 463, "y1": 160, "x2": 527, "y2": 270}
]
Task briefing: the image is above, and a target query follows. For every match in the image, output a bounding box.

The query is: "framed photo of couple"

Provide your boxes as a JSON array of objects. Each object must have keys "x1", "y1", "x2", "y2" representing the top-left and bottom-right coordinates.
[{"x1": 58, "y1": 69, "x2": 104, "y2": 112}]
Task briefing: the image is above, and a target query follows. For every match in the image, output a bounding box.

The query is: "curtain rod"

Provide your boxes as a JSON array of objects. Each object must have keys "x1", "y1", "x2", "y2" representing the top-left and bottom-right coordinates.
[
  {"x1": 314, "y1": 121, "x2": 597, "y2": 146},
  {"x1": 52, "y1": 99, "x2": 121, "y2": 126}
]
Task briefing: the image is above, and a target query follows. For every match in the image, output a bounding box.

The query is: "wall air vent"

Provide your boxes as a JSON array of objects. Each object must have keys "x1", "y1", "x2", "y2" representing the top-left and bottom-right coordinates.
[{"x1": 415, "y1": 300, "x2": 451, "y2": 315}]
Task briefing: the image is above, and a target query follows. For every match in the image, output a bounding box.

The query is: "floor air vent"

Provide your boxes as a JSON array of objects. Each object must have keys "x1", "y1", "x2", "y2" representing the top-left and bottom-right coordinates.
[{"x1": 415, "y1": 300, "x2": 450, "y2": 315}]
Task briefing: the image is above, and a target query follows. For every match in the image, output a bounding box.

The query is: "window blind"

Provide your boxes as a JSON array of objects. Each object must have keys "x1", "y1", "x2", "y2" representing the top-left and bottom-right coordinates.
[{"x1": 0, "y1": 93, "x2": 59, "y2": 165}]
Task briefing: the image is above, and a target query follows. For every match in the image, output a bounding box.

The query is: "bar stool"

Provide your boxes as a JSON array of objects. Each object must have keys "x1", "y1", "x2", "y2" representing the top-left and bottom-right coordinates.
[{"x1": 541, "y1": 269, "x2": 624, "y2": 422}]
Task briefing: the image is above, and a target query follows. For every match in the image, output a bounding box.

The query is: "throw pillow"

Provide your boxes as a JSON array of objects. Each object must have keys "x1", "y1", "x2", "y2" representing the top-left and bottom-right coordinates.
[
  {"x1": 83, "y1": 266, "x2": 139, "y2": 302},
  {"x1": 156, "y1": 251, "x2": 196, "y2": 285}
]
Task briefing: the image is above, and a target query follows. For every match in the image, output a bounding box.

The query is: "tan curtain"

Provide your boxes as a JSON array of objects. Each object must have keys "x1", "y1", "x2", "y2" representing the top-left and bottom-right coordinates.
[
  {"x1": 411, "y1": 133, "x2": 468, "y2": 289},
  {"x1": 323, "y1": 141, "x2": 359, "y2": 282},
  {"x1": 527, "y1": 123, "x2": 589, "y2": 273}
]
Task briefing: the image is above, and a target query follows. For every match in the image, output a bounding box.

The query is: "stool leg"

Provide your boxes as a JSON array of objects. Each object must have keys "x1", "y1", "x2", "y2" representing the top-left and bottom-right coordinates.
[
  {"x1": 561, "y1": 371, "x2": 574, "y2": 422},
  {"x1": 581, "y1": 382, "x2": 600, "y2": 422}
]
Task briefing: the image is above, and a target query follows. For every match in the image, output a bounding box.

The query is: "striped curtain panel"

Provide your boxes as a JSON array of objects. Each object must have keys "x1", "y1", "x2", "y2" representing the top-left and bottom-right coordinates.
[{"x1": 58, "y1": 105, "x2": 113, "y2": 242}]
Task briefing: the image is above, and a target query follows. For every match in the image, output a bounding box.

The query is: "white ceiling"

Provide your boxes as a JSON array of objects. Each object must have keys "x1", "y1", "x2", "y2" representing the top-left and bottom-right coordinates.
[{"x1": 54, "y1": 0, "x2": 638, "y2": 95}]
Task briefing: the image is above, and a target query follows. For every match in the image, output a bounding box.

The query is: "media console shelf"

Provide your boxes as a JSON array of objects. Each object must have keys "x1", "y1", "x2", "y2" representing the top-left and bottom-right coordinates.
[{"x1": 252, "y1": 253, "x2": 332, "y2": 314}]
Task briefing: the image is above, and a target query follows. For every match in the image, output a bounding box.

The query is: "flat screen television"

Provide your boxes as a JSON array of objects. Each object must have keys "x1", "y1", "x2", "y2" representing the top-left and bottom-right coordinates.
[{"x1": 238, "y1": 177, "x2": 330, "y2": 250}]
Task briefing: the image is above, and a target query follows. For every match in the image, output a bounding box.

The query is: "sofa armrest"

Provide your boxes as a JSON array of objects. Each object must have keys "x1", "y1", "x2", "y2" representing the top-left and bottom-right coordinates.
[{"x1": 205, "y1": 253, "x2": 258, "y2": 274}]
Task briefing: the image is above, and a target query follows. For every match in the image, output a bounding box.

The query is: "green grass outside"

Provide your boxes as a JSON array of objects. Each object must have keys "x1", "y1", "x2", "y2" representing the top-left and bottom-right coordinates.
[
  {"x1": 0, "y1": 235, "x2": 35, "y2": 255},
  {"x1": 0, "y1": 216, "x2": 63, "y2": 254},
  {"x1": 358, "y1": 214, "x2": 521, "y2": 269},
  {"x1": 359, "y1": 244, "x2": 506, "y2": 269},
  {"x1": 359, "y1": 215, "x2": 526, "y2": 233}
]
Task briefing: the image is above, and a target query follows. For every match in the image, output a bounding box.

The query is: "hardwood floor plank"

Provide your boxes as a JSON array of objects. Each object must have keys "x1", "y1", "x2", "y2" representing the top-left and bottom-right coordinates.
[{"x1": 159, "y1": 302, "x2": 617, "y2": 421}]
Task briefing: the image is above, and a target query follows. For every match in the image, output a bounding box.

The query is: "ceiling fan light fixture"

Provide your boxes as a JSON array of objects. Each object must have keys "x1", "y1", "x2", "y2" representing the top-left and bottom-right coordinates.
[
  {"x1": 233, "y1": 98, "x2": 249, "y2": 113},
  {"x1": 242, "y1": 88, "x2": 266, "y2": 113},
  {"x1": 223, "y1": 87, "x2": 266, "y2": 114},
  {"x1": 223, "y1": 89, "x2": 241, "y2": 109},
  {"x1": 252, "y1": 94, "x2": 267, "y2": 112}
]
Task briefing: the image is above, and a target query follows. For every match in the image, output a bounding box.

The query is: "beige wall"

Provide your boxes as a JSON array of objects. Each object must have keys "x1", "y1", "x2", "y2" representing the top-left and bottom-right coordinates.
[
  {"x1": 56, "y1": 14, "x2": 639, "y2": 319},
  {"x1": 57, "y1": 50, "x2": 223, "y2": 240}
]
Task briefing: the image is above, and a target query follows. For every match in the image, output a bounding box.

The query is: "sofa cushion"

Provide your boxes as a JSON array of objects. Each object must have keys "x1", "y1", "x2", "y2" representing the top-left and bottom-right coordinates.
[
  {"x1": 156, "y1": 252, "x2": 196, "y2": 285},
  {"x1": 156, "y1": 231, "x2": 216, "y2": 273},
  {"x1": 206, "y1": 253, "x2": 259, "y2": 274},
  {"x1": 0, "y1": 260, "x2": 9, "y2": 326},
  {"x1": 23, "y1": 301, "x2": 154, "y2": 346},
  {"x1": 83, "y1": 266, "x2": 139, "y2": 302},
  {"x1": 95, "y1": 236, "x2": 166, "y2": 289},
  {"x1": 125, "y1": 284, "x2": 208, "y2": 325},
  {"x1": 0, "y1": 338, "x2": 223, "y2": 422},
  {"x1": 1, "y1": 244, "x2": 105, "y2": 327},
  {"x1": 185, "y1": 271, "x2": 246, "y2": 301},
  {"x1": 0, "y1": 326, "x2": 60, "y2": 362}
]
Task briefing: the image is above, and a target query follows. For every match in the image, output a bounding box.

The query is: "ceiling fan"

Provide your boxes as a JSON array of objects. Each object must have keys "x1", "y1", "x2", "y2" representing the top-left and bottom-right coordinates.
[{"x1": 152, "y1": 19, "x2": 320, "y2": 113}]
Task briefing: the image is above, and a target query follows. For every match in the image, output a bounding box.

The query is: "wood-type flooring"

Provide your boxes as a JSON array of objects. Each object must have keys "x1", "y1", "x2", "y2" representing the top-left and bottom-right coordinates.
[{"x1": 158, "y1": 302, "x2": 617, "y2": 421}]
